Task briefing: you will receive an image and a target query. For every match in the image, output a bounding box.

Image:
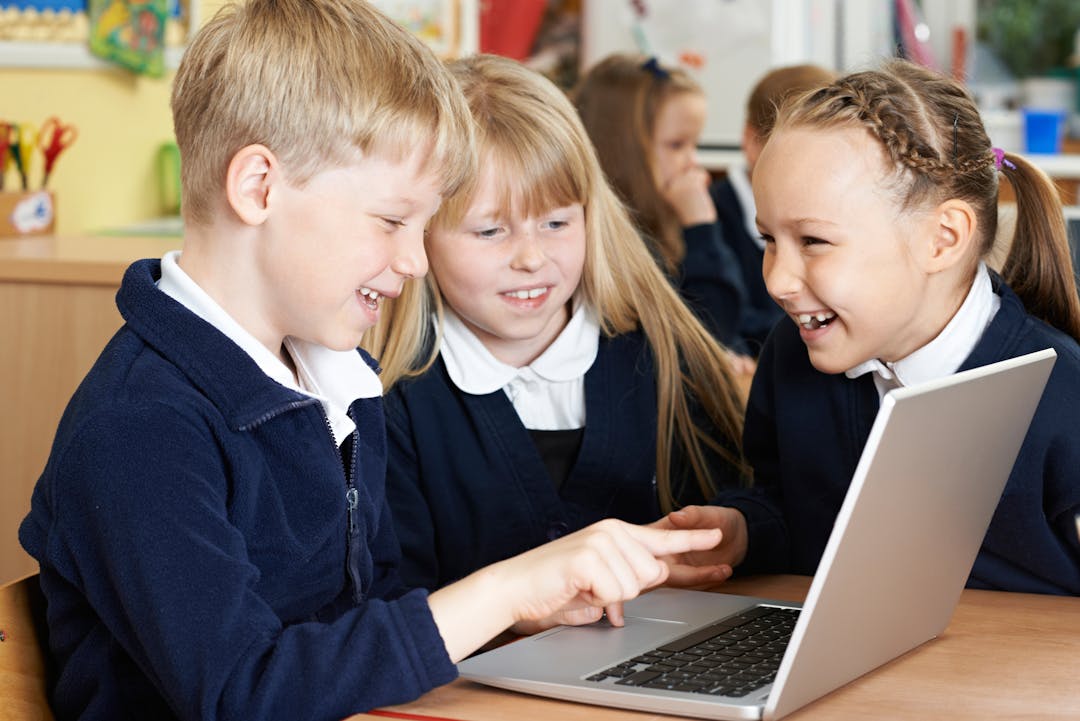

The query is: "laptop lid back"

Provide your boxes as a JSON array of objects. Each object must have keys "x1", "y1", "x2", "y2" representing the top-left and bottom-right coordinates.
[{"x1": 765, "y1": 349, "x2": 1056, "y2": 719}]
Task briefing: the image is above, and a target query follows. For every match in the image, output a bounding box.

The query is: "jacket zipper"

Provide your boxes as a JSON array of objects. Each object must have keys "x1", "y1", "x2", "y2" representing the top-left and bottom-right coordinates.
[{"x1": 328, "y1": 407, "x2": 365, "y2": 604}]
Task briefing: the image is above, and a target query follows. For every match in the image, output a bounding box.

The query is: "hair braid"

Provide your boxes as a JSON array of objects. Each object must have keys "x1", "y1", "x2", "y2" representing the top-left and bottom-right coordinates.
[{"x1": 773, "y1": 58, "x2": 1080, "y2": 342}]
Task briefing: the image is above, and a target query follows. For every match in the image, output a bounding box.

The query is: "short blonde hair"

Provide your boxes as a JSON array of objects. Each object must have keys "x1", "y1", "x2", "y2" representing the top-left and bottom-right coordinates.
[
  {"x1": 171, "y1": 0, "x2": 474, "y2": 226},
  {"x1": 367, "y1": 54, "x2": 749, "y2": 511}
]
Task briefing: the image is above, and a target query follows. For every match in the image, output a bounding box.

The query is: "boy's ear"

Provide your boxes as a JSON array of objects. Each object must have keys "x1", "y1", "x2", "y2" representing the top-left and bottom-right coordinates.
[
  {"x1": 225, "y1": 144, "x2": 277, "y2": 226},
  {"x1": 923, "y1": 198, "x2": 977, "y2": 274}
]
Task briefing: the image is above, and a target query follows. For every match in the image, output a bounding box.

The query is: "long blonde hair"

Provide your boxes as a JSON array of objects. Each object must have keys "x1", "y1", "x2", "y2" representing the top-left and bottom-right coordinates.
[
  {"x1": 776, "y1": 59, "x2": 1080, "y2": 341},
  {"x1": 572, "y1": 53, "x2": 703, "y2": 275},
  {"x1": 364, "y1": 54, "x2": 749, "y2": 510}
]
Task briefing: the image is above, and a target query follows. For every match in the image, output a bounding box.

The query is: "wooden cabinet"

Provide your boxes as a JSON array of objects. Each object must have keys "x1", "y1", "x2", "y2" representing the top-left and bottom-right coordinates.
[{"x1": 0, "y1": 235, "x2": 180, "y2": 582}]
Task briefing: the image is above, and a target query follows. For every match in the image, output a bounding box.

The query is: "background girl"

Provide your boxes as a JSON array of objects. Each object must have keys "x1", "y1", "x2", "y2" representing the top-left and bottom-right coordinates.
[
  {"x1": 364, "y1": 54, "x2": 750, "y2": 597},
  {"x1": 573, "y1": 53, "x2": 750, "y2": 359},
  {"x1": 709, "y1": 63, "x2": 836, "y2": 354},
  {"x1": 660, "y1": 59, "x2": 1080, "y2": 595}
]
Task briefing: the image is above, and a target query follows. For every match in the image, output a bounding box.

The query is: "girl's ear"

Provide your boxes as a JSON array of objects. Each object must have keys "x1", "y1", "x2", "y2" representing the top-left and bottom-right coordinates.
[
  {"x1": 923, "y1": 198, "x2": 977, "y2": 274},
  {"x1": 225, "y1": 144, "x2": 277, "y2": 226}
]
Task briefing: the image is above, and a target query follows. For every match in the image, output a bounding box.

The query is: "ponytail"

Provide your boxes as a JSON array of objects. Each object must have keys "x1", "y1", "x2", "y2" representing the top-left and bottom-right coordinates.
[{"x1": 997, "y1": 151, "x2": 1080, "y2": 342}]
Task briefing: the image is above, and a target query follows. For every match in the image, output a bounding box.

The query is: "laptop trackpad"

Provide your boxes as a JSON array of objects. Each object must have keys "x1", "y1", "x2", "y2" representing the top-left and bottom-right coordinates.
[{"x1": 533, "y1": 616, "x2": 689, "y2": 669}]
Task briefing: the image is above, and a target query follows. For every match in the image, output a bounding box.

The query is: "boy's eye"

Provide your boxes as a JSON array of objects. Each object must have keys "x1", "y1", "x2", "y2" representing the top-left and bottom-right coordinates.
[
  {"x1": 475, "y1": 226, "x2": 503, "y2": 239},
  {"x1": 802, "y1": 236, "x2": 829, "y2": 246},
  {"x1": 758, "y1": 233, "x2": 774, "y2": 245}
]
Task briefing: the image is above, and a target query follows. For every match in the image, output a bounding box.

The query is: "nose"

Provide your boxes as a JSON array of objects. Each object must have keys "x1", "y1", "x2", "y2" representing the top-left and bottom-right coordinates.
[
  {"x1": 762, "y1": 242, "x2": 802, "y2": 303},
  {"x1": 391, "y1": 225, "x2": 429, "y2": 280},
  {"x1": 509, "y1": 228, "x2": 546, "y2": 273},
  {"x1": 686, "y1": 147, "x2": 700, "y2": 171}
]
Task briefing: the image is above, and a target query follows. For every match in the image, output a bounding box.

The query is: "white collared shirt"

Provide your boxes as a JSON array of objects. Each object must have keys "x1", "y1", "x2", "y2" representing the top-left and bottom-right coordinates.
[
  {"x1": 438, "y1": 301, "x2": 600, "y2": 430},
  {"x1": 726, "y1": 163, "x2": 763, "y2": 250},
  {"x1": 157, "y1": 250, "x2": 381, "y2": 445},
  {"x1": 845, "y1": 263, "x2": 1001, "y2": 400}
]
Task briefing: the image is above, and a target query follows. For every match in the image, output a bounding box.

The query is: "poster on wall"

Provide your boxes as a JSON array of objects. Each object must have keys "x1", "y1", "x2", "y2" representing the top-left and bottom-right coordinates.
[
  {"x1": 0, "y1": 0, "x2": 194, "y2": 69},
  {"x1": 88, "y1": 0, "x2": 168, "y2": 76}
]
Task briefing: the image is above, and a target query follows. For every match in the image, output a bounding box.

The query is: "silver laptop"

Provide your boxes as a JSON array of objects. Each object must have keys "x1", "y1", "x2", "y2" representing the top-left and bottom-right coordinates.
[{"x1": 459, "y1": 349, "x2": 1056, "y2": 720}]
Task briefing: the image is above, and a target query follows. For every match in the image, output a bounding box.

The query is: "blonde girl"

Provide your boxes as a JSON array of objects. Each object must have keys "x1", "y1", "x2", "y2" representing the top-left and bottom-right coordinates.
[{"x1": 365, "y1": 54, "x2": 749, "y2": 594}]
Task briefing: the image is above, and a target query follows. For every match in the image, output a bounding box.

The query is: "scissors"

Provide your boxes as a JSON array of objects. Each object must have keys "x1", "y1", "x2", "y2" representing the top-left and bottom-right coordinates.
[{"x1": 38, "y1": 116, "x2": 78, "y2": 189}]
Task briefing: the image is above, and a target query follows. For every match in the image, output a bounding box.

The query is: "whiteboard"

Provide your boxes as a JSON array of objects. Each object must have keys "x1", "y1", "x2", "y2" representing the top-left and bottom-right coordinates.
[{"x1": 579, "y1": 0, "x2": 891, "y2": 148}]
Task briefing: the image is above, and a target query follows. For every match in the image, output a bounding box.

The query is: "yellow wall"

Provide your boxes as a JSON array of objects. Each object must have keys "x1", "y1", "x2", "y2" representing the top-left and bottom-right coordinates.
[{"x1": 0, "y1": 1, "x2": 225, "y2": 235}]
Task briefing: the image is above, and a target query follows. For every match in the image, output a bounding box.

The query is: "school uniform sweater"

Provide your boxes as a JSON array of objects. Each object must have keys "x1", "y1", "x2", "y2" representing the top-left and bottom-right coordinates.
[
  {"x1": 680, "y1": 221, "x2": 749, "y2": 353},
  {"x1": 718, "y1": 277, "x2": 1080, "y2": 595},
  {"x1": 385, "y1": 330, "x2": 743, "y2": 590},
  {"x1": 709, "y1": 175, "x2": 784, "y2": 354},
  {"x1": 18, "y1": 259, "x2": 456, "y2": 721}
]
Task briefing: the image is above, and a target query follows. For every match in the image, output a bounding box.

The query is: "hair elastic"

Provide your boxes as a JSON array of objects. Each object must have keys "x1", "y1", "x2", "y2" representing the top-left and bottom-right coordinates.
[
  {"x1": 992, "y1": 147, "x2": 1016, "y2": 171},
  {"x1": 641, "y1": 56, "x2": 670, "y2": 80}
]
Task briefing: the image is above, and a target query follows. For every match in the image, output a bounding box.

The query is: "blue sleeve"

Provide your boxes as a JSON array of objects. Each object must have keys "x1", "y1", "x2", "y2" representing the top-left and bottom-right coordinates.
[
  {"x1": 680, "y1": 222, "x2": 748, "y2": 353},
  {"x1": 384, "y1": 389, "x2": 443, "y2": 591},
  {"x1": 37, "y1": 401, "x2": 456, "y2": 721},
  {"x1": 712, "y1": 328, "x2": 790, "y2": 574}
]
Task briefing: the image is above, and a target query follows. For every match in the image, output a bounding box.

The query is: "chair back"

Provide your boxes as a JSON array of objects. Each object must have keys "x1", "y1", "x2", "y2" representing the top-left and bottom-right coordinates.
[{"x1": 0, "y1": 573, "x2": 55, "y2": 720}]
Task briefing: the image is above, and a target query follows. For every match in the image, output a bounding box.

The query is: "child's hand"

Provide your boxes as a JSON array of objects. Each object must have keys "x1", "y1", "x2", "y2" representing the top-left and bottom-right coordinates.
[
  {"x1": 660, "y1": 165, "x2": 716, "y2": 226},
  {"x1": 510, "y1": 602, "x2": 623, "y2": 635},
  {"x1": 728, "y1": 352, "x2": 757, "y2": 378},
  {"x1": 649, "y1": 505, "x2": 748, "y2": 588},
  {"x1": 428, "y1": 519, "x2": 722, "y2": 660},
  {"x1": 498, "y1": 519, "x2": 722, "y2": 624}
]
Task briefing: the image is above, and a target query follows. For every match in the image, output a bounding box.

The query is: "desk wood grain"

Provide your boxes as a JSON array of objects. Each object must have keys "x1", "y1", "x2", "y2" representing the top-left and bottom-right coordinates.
[{"x1": 355, "y1": 575, "x2": 1080, "y2": 721}]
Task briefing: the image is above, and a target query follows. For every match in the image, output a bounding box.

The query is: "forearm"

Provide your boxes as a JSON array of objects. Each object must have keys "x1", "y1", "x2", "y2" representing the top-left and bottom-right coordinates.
[{"x1": 428, "y1": 565, "x2": 517, "y2": 662}]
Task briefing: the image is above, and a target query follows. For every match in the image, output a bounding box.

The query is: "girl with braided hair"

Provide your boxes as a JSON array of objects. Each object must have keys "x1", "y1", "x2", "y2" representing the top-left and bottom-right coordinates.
[{"x1": 651, "y1": 59, "x2": 1080, "y2": 595}]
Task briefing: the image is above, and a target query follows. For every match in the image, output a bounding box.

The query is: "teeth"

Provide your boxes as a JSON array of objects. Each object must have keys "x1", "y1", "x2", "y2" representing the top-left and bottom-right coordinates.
[
  {"x1": 359, "y1": 287, "x2": 380, "y2": 301},
  {"x1": 505, "y1": 287, "x2": 547, "y2": 299},
  {"x1": 797, "y1": 311, "x2": 836, "y2": 330}
]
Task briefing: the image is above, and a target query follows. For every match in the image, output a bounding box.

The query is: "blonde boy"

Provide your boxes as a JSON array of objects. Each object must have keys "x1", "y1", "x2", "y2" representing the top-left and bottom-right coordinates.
[{"x1": 19, "y1": 2, "x2": 721, "y2": 719}]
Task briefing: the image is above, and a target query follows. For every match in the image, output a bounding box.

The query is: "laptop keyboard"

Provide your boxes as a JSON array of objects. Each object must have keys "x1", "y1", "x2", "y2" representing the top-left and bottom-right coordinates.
[{"x1": 585, "y1": 605, "x2": 800, "y2": 698}]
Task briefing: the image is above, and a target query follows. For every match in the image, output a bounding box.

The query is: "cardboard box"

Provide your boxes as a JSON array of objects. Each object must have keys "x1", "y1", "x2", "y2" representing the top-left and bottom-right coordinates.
[{"x1": 0, "y1": 191, "x2": 55, "y2": 237}]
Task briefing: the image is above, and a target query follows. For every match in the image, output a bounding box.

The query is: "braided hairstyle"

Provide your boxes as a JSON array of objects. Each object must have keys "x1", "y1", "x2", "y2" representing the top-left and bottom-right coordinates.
[{"x1": 774, "y1": 59, "x2": 1080, "y2": 342}]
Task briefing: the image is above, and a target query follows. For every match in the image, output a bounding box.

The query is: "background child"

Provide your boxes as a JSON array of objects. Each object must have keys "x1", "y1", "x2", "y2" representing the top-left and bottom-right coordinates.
[
  {"x1": 709, "y1": 64, "x2": 836, "y2": 355},
  {"x1": 572, "y1": 52, "x2": 750, "y2": 359},
  {"x1": 364, "y1": 54, "x2": 749, "y2": 597},
  {"x1": 17, "y1": 2, "x2": 727, "y2": 718},
  {"x1": 658, "y1": 59, "x2": 1080, "y2": 595}
]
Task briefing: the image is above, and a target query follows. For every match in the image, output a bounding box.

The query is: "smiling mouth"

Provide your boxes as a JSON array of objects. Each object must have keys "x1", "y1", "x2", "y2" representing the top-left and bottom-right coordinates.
[
  {"x1": 796, "y1": 311, "x2": 836, "y2": 330},
  {"x1": 503, "y1": 287, "x2": 548, "y2": 300},
  {"x1": 358, "y1": 287, "x2": 381, "y2": 309}
]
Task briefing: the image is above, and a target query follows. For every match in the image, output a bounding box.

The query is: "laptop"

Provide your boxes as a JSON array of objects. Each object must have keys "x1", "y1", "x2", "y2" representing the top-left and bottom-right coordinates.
[{"x1": 459, "y1": 348, "x2": 1057, "y2": 720}]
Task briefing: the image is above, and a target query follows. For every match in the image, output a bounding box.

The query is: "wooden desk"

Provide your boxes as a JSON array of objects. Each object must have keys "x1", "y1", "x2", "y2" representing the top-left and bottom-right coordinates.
[
  {"x1": 359, "y1": 575, "x2": 1080, "y2": 721},
  {"x1": 0, "y1": 235, "x2": 180, "y2": 583}
]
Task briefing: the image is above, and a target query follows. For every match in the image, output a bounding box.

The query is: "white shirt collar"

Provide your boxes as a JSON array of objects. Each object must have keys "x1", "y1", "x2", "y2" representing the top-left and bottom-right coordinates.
[
  {"x1": 845, "y1": 263, "x2": 1000, "y2": 399},
  {"x1": 157, "y1": 250, "x2": 381, "y2": 444},
  {"x1": 438, "y1": 300, "x2": 600, "y2": 430},
  {"x1": 726, "y1": 163, "x2": 763, "y2": 250}
]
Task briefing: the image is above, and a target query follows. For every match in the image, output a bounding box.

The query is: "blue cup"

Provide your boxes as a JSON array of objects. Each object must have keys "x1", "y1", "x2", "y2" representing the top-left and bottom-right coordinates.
[{"x1": 1022, "y1": 108, "x2": 1066, "y2": 154}]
